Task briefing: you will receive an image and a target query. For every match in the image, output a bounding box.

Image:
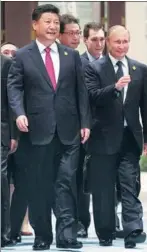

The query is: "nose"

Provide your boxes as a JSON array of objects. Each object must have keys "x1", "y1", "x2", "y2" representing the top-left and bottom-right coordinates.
[
  {"x1": 118, "y1": 43, "x2": 124, "y2": 49},
  {"x1": 73, "y1": 33, "x2": 79, "y2": 39},
  {"x1": 49, "y1": 22, "x2": 57, "y2": 29},
  {"x1": 96, "y1": 40, "x2": 103, "y2": 47}
]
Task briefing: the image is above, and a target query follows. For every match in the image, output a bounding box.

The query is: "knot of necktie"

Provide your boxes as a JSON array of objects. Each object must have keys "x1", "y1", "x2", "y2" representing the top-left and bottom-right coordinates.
[
  {"x1": 116, "y1": 61, "x2": 122, "y2": 67},
  {"x1": 45, "y1": 47, "x2": 51, "y2": 53}
]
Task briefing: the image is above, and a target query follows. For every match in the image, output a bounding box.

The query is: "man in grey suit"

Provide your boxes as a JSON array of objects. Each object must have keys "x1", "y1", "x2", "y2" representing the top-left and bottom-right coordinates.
[{"x1": 85, "y1": 25, "x2": 147, "y2": 248}]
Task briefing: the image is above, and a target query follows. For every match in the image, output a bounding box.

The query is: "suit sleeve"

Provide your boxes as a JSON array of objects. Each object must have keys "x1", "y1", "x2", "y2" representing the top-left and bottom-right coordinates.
[
  {"x1": 4, "y1": 58, "x2": 18, "y2": 140},
  {"x1": 7, "y1": 53, "x2": 26, "y2": 118},
  {"x1": 75, "y1": 51, "x2": 91, "y2": 129},
  {"x1": 85, "y1": 63, "x2": 120, "y2": 107},
  {"x1": 140, "y1": 65, "x2": 147, "y2": 143}
]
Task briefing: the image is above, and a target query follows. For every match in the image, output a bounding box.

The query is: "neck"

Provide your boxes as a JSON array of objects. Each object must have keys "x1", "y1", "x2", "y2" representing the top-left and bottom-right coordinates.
[
  {"x1": 36, "y1": 37, "x2": 55, "y2": 47},
  {"x1": 88, "y1": 51, "x2": 101, "y2": 59},
  {"x1": 109, "y1": 53, "x2": 125, "y2": 61}
]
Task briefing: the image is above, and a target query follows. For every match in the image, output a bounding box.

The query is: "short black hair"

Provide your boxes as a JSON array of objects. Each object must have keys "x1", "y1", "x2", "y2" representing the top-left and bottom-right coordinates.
[
  {"x1": 1, "y1": 41, "x2": 18, "y2": 49},
  {"x1": 32, "y1": 4, "x2": 60, "y2": 21},
  {"x1": 83, "y1": 22, "x2": 103, "y2": 38},
  {"x1": 60, "y1": 14, "x2": 80, "y2": 33}
]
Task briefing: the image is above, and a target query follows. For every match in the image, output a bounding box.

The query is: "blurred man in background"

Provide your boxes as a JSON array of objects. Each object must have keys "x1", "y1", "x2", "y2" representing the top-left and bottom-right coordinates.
[
  {"x1": 1, "y1": 54, "x2": 18, "y2": 247},
  {"x1": 1, "y1": 42, "x2": 33, "y2": 244}
]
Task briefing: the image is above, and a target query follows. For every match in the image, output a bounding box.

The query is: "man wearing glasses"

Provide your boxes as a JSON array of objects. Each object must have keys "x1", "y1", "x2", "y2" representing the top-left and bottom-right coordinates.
[
  {"x1": 59, "y1": 14, "x2": 81, "y2": 49},
  {"x1": 59, "y1": 14, "x2": 91, "y2": 239}
]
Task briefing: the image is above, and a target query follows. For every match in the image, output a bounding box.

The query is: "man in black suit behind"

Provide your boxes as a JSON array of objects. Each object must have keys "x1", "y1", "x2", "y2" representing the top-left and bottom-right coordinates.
[
  {"x1": 59, "y1": 15, "x2": 95, "y2": 239},
  {"x1": 7, "y1": 4, "x2": 90, "y2": 251},
  {"x1": 79, "y1": 22, "x2": 106, "y2": 238},
  {"x1": 1, "y1": 54, "x2": 18, "y2": 247},
  {"x1": 85, "y1": 25, "x2": 147, "y2": 248}
]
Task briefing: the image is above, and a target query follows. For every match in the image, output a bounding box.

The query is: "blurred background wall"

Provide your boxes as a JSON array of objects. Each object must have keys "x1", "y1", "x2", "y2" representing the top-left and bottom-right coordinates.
[{"x1": 1, "y1": 1, "x2": 147, "y2": 64}]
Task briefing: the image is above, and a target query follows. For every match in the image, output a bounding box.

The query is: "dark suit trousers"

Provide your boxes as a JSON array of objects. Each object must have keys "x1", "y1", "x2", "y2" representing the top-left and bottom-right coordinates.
[
  {"x1": 8, "y1": 150, "x2": 29, "y2": 237},
  {"x1": 18, "y1": 132, "x2": 80, "y2": 243},
  {"x1": 77, "y1": 145, "x2": 90, "y2": 230},
  {"x1": 117, "y1": 127, "x2": 143, "y2": 236},
  {"x1": 1, "y1": 145, "x2": 10, "y2": 239},
  {"x1": 17, "y1": 133, "x2": 60, "y2": 244},
  {"x1": 89, "y1": 154, "x2": 117, "y2": 239},
  {"x1": 115, "y1": 162, "x2": 141, "y2": 229},
  {"x1": 54, "y1": 137, "x2": 80, "y2": 242}
]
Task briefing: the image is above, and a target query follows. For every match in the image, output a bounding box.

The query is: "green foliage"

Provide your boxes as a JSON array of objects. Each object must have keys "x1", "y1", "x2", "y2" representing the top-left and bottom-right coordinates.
[{"x1": 140, "y1": 155, "x2": 147, "y2": 172}]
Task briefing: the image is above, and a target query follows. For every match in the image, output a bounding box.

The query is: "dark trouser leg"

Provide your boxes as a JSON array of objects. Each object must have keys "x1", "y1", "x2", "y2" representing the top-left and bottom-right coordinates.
[
  {"x1": 90, "y1": 154, "x2": 117, "y2": 240},
  {"x1": 77, "y1": 145, "x2": 90, "y2": 230},
  {"x1": 118, "y1": 128, "x2": 143, "y2": 237},
  {"x1": 10, "y1": 148, "x2": 28, "y2": 237},
  {"x1": 136, "y1": 163, "x2": 141, "y2": 197},
  {"x1": 55, "y1": 141, "x2": 80, "y2": 241},
  {"x1": 19, "y1": 134, "x2": 57, "y2": 244},
  {"x1": 78, "y1": 187, "x2": 90, "y2": 230},
  {"x1": 1, "y1": 146, "x2": 10, "y2": 239}
]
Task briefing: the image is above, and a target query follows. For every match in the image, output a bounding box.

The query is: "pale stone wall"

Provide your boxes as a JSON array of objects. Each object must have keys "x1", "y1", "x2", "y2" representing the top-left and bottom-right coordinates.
[{"x1": 125, "y1": 2, "x2": 147, "y2": 64}]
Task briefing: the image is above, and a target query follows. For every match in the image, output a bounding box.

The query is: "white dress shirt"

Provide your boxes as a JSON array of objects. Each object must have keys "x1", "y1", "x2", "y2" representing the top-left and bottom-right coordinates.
[
  {"x1": 36, "y1": 39, "x2": 60, "y2": 83},
  {"x1": 109, "y1": 53, "x2": 129, "y2": 126}
]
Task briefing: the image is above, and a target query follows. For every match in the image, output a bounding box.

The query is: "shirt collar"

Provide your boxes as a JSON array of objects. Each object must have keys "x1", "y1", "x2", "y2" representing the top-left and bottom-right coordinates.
[
  {"x1": 36, "y1": 39, "x2": 58, "y2": 54},
  {"x1": 86, "y1": 51, "x2": 103, "y2": 62},
  {"x1": 108, "y1": 53, "x2": 128, "y2": 68}
]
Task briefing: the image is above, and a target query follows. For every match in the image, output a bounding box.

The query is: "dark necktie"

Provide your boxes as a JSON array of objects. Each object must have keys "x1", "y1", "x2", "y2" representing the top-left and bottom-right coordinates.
[
  {"x1": 45, "y1": 47, "x2": 56, "y2": 90},
  {"x1": 116, "y1": 61, "x2": 124, "y2": 100}
]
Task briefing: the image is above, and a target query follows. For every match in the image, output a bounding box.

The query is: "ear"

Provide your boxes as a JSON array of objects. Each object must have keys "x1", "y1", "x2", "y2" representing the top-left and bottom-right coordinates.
[
  {"x1": 83, "y1": 37, "x2": 87, "y2": 44},
  {"x1": 58, "y1": 33, "x2": 62, "y2": 41},
  {"x1": 32, "y1": 20, "x2": 37, "y2": 31},
  {"x1": 105, "y1": 37, "x2": 109, "y2": 46}
]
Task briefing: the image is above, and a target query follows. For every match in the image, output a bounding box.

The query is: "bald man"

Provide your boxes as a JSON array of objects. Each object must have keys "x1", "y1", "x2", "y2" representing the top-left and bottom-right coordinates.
[
  {"x1": 1, "y1": 42, "x2": 18, "y2": 58},
  {"x1": 85, "y1": 25, "x2": 147, "y2": 248}
]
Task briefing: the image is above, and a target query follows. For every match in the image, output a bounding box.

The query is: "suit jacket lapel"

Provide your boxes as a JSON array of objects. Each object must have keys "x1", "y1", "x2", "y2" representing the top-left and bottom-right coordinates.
[
  {"x1": 28, "y1": 41, "x2": 54, "y2": 90},
  {"x1": 82, "y1": 52, "x2": 89, "y2": 61},
  {"x1": 124, "y1": 57, "x2": 137, "y2": 104},
  {"x1": 103, "y1": 55, "x2": 116, "y2": 84}
]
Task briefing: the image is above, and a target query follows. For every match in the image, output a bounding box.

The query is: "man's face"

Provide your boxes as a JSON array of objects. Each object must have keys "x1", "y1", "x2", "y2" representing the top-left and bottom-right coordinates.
[
  {"x1": 84, "y1": 29, "x2": 105, "y2": 58},
  {"x1": 32, "y1": 12, "x2": 60, "y2": 45},
  {"x1": 1, "y1": 44, "x2": 17, "y2": 58},
  {"x1": 106, "y1": 29, "x2": 130, "y2": 59},
  {"x1": 59, "y1": 23, "x2": 81, "y2": 49}
]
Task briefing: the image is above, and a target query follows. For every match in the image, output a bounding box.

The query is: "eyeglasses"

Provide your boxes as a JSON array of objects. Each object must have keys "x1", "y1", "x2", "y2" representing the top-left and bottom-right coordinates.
[{"x1": 63, "y1": 31, "x2": 82, "y2": 36}]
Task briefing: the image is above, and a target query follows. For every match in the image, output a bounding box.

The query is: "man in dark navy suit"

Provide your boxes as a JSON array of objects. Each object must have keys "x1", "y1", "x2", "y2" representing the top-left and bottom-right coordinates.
[
  {"x1": 85, "y1": 25, "x2": 147, "y2": 248},
  {"x1": 7, "y1": 4, "x2": 91, "y2": 251}
]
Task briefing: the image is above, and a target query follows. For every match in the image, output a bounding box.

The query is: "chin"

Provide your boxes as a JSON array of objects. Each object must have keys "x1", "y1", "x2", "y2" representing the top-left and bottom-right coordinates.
[
  {"x1": 46, "y1": 35, "x2": 56, "y2": 40},
  {"x1": 117, "y1": 53, "x2": 125, "y2": 58},
  {"x1": 72, "y1": 45, "x2": 78, "y2": 49}
]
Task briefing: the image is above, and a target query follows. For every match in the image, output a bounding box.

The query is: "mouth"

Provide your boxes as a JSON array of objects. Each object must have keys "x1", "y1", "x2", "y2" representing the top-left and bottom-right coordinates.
[
  {"x1": 117, "y1": 50, "x2": 124, "y2": 53},
  {"x1": 46, "y1": 32, "x2": 56, "y2": 35}
]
